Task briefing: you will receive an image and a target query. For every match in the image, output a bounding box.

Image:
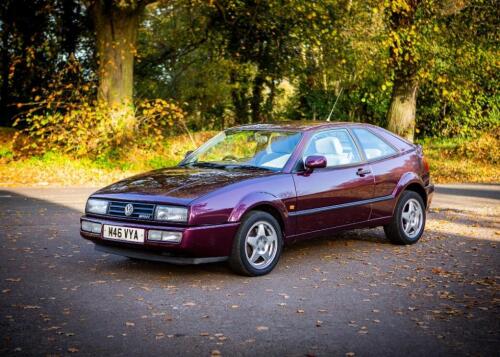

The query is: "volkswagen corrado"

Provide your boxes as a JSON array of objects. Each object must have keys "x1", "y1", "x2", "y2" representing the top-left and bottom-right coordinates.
[{"x1": 81, "y1": 122, "x2": 434, "y2": 276}]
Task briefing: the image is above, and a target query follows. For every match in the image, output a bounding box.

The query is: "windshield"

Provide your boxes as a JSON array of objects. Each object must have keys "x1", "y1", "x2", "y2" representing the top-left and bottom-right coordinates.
[{"x1": 182, "y1": 130, "x2": 302, "y2": 171}]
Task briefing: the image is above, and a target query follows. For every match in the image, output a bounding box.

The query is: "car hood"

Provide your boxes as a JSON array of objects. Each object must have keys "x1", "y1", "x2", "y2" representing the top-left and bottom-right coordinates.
[{"x1": 92, "y1": 167, "x2": 274, "y2": 203}]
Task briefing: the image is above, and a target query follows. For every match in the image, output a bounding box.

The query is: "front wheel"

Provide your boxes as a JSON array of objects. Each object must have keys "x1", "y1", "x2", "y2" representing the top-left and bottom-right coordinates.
[
  {"x1": 384, "y1": 191, "x2": 426, "y2": 245},
  {"x1": 229, "y1": 211, "x2": 283, "y2": 276}
]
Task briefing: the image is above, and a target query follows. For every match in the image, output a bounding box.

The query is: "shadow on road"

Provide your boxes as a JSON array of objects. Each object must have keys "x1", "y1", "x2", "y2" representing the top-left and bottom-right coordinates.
[{"x1": 0, "y1": 189, "x2": 393, "y2": 278}]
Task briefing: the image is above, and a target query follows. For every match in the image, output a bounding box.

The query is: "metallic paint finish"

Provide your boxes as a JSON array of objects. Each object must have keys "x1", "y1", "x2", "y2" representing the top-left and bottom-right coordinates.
[
  {"x1": 369, "y1": 154, "x2": 421, "y2": 219},
  {"x1": 80, "y1": 121, "x2": 432, "y2": 262},
  {"x1": 304, "y1": 155, "x2": 328, "y2": 171},
  {"x1": 80, "y1": 216, "x2": 239, "y2": 257},
  {"x1": 292, "y1": 164, "x2": 374, "y2": 233},
  {"x1": 93, "y1": 167, "x2": 274, "y2": 201},
  {"x1": 289, "y1": 195, "x2": 393, "y2": 216}
]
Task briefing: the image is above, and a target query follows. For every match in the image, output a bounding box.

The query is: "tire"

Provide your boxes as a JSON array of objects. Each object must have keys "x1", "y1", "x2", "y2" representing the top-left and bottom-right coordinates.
[
  {"x1": 384, "y1": 191, "x2": 426, "y2": 245},
  {"x1": 229, "y1": 211, "x2": 283, "y2": 276}
]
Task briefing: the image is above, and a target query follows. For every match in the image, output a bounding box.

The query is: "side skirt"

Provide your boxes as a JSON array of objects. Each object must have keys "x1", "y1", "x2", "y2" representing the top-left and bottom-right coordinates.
[{"x1": 285, "y1": 216, "x2": 392, "y2": 243}]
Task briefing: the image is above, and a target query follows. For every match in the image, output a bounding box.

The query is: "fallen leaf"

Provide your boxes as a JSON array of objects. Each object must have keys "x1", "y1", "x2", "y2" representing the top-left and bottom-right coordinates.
[{"x1": 5, "y1": 278, "x2": 21, "y2": 282}]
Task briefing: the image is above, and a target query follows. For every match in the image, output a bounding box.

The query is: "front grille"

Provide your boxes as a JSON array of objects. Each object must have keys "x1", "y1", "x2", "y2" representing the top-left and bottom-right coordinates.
[{"x1": 107, "y1": 201, "x2": 156, "y2": 220}]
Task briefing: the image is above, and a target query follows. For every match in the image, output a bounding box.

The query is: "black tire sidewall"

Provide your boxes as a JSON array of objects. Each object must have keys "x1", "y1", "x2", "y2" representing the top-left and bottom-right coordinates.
[{"x1": 233, "y1": 211, "x2": 283, "y2": 276}]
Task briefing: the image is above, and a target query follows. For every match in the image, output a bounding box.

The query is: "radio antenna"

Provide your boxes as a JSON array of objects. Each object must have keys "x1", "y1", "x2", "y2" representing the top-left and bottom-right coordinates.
[{"x1": 326, "y1": 87, "x2": 343, "y2": 122}]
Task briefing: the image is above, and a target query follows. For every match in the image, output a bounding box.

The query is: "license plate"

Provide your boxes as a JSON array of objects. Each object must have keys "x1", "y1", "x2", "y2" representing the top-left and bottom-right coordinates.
[{"x1": 103, "y1": 225, "x2": 145, "y2": 243}]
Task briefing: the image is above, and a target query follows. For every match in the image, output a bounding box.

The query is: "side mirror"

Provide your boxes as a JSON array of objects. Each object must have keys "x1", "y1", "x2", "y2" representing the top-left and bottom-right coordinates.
[
  {"x1": 304, "y1": 155, "x2": 327, "y2": 175},
  {"x1": 184, "y1": 150, "x2": 193, "y2": 159}
]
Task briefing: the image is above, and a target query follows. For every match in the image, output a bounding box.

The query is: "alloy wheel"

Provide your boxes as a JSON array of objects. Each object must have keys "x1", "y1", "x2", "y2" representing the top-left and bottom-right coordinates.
[
  {"x1": 401, "y1": 198, "x2": 423, "y2": 239},
  {"x1": 244, "y1": 221, "x2": 278, "y2": 269}
]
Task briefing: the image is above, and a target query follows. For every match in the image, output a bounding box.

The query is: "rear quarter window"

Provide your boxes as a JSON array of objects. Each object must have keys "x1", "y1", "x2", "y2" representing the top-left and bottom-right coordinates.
[
  {"x1": 370, "y1": 127, "x2": 414, "y2": 152},
  {"x1": 352, "y1": 128, "x2": 397, "y2": 160}
]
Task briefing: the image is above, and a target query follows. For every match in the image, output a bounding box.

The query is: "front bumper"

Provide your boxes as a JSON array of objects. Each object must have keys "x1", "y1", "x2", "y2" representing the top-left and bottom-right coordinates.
[{"x1": 80, "y1": 216, "x2": 239, "y2": 259}]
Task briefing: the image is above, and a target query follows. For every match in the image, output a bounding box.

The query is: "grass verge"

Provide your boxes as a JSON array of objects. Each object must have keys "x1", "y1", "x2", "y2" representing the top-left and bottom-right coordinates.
[
  {"x1": 0, "y1": 128, "x2": 215, "y2": 187},
  {"x1": 419, "y1": 134, "x2": 499, "y2": 184}
]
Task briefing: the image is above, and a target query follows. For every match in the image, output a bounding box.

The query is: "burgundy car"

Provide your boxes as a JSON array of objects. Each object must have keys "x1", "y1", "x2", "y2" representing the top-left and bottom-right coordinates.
[{"x1": 80, "y1": 122, "x2": 434, "y2": 276}]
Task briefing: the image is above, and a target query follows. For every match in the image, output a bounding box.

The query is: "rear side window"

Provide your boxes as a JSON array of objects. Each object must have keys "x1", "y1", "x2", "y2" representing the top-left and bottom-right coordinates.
[{"x1": 352, "y1": 128, "x2": 396, "y2": 160}]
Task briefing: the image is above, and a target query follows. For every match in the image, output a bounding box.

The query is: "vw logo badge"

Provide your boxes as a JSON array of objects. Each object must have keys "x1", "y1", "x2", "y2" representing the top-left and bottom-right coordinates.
[{"x1": 124, "y1": 203, "x2": 134, "y2": 216}]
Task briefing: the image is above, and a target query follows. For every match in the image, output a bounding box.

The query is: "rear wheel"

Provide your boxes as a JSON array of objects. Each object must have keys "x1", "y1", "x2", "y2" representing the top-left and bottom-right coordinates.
[
  {"x1": 384, "y1": 191, "x2": 426, "y2": 245},
  {"x1": 229, "y1": 211, "x2": 283, "y2": 276}
]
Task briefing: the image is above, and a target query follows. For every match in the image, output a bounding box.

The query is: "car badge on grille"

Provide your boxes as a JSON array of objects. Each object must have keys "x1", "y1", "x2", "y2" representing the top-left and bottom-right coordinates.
[{"x1": 124, "y1": 204, "x2": 134, "y2": 216}]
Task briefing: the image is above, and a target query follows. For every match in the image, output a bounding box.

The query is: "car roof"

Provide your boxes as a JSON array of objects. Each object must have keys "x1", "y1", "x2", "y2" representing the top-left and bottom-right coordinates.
[{"x1": 228, "y1": 121, "x2": 366, "y2": 132}]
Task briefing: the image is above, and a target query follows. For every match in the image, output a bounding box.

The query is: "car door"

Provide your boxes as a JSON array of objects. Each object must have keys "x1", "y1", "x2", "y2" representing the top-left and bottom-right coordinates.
[{"x1": 291, "y1": 129, "x2": 374, "y2": 235}]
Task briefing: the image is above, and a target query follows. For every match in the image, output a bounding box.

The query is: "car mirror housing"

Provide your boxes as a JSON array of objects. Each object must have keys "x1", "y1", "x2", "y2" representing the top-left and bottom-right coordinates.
[{"x1": 304, "y1": 155, "x2": 327, "y2": 174}]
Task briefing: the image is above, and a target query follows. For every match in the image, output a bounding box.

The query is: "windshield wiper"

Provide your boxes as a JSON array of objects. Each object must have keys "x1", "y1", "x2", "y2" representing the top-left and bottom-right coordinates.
[
  {"x1": 188, "y1": 162, "x2": 227, "y2": 169},
  {"x1": 225, "y1": 164, "x2": 274, "y2": 171}
]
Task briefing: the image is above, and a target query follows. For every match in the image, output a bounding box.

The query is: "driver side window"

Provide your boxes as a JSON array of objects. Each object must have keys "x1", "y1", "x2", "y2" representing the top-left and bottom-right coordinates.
[{"x1": 304, "y1": 130, "x2": 361, "y2": 167}]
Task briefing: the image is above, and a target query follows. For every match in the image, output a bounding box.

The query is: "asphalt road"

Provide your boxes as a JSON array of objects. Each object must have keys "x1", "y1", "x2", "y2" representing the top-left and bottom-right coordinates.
[{"x1": 0, "y1": 184, "x2": 498, "y2": 356}]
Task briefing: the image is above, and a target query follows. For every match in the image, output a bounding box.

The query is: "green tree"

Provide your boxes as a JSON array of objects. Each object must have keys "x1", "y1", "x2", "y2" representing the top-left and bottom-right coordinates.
[
  {"x1": 384, "y1": 0, "x2": 496, "y2": 141},
  {"x1": 0, "y1": 0, "x2": 88, "y2": 127},
  {"x1": 210, "y1": 0, "x2": 307, "y2": 123}
]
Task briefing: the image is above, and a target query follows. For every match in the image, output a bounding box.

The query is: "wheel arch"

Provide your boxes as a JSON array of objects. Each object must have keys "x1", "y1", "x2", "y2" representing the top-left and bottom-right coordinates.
[
  {"x1": 228, "y1": 192, "x2": 289, "y2": 237},
  {"x1": 393, "y1": 172, "x2": 427, "y2": 208},
  {"x1": 404, "y1": 183, "x2": 427, "y2": 208},
  {"x1": 248, "y1": 203, "x2": 286, "y2": 236}
]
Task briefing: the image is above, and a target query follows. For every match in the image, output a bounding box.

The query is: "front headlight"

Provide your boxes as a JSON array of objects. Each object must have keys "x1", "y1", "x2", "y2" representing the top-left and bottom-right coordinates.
[
  {"x1": 86, "y1": 198, "x2": 109, "y2": 214},
  {"x1": 155, "y1": 205, "x2": 188, "y2": 222}
]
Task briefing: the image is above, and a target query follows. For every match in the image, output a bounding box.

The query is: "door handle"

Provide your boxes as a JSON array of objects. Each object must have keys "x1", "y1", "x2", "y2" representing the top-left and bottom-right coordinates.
[{"x1": 356, "y1": 168, "x2": 371, "y2": 176}]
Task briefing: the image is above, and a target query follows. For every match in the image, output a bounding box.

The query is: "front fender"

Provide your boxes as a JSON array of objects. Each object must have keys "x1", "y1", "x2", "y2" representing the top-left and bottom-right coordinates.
[{"x1": 228, "y1": 192, "x2": 288, "y2": 223}]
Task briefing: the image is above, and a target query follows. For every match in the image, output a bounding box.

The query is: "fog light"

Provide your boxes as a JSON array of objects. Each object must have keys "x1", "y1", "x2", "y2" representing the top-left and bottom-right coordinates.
[
  {"x1": 148, "y1": 230, "x2": 163, "y2": 241},
  {"x1": 81, "y1": 220, "x2": 102, "y2": 234},
  {"x1": 148, "y1": 230, "x2": 182, "y2": 243}
]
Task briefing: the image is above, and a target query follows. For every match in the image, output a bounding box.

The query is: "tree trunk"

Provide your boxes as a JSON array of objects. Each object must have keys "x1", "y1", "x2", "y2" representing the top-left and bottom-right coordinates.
[
  {"x1": 387, "y1": 73, "x2": 419, "y2": 141},
  {"x1": 264, "y1": 78, "x2": 276, "y2": 121},
  {"x1": 250, "y1": 73, "x2": 265, "y2": 123},
  {"x1": 89, "y1": 1, "x2": 144, "y2": 136},
  {"x1": 0, "y1": 18, "x2": 11, "y2": 127},
  {"x1": 229, "y1": 69, "x2": 250, "y2": 124}
]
